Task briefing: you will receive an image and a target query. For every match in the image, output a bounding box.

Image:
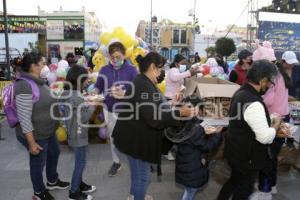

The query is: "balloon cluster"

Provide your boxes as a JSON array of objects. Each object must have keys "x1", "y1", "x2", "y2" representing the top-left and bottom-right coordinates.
[
  {"x1": 191, "y1": 58, "x2": 228, "y2": 80},
  {"x1": 191, "y1": 63, "x2": 211, "y2": 78},
  {"x1": 93, "y1": 27, "x2": 148, "y2": 72},
  {"x1": 48, "y1": 60, "x2": 69, "y2": 96}
]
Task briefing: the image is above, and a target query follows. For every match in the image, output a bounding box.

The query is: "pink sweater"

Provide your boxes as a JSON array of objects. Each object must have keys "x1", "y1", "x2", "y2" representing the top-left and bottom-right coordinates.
[
  {"x1": 263, "y1": 74, "x2": 289, "y2": 117},
  {"x1": 165, "y1": 68, "x2": 191, "y2": 100}
]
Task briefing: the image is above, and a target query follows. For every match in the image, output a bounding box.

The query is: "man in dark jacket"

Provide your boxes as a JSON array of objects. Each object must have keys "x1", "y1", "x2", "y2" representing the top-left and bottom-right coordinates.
[{"x1": 217, "y1": 60, "x2": 282, "y2": 200}]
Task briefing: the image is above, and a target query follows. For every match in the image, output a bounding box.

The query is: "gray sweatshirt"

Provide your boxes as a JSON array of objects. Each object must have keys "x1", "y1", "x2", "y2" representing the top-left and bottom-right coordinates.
[
  {"x1": 15, "y1": 73, "x2": 59, "y2": 140},
  {"x1": 61, "y1": 90, "x2": 94, "y2": 147}
]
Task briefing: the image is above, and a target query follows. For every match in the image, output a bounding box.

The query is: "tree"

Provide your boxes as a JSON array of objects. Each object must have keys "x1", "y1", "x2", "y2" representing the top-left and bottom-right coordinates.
[
  {"x1": 215, "y1": 37, "x2": 236, "y2": 60},
  {"x1": 27, "y1": 42, "x2": 45, "y2": 56},
  {"x1": 205, "y1": 46, "x2": 216, "y2": 57}
]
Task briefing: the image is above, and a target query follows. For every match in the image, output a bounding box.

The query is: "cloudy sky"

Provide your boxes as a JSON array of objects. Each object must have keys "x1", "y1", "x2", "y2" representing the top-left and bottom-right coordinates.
[{"x1": 1, "y1": 0, "x2": 272, "y2": 35}]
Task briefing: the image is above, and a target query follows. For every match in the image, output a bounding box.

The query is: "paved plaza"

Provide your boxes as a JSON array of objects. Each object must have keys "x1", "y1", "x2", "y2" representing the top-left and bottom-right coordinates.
[{"x1": 1, "y1": 122, "x2": 300, "y2": 200}]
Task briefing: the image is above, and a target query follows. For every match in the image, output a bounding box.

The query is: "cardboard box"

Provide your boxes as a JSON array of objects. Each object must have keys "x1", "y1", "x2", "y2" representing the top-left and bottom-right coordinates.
[{"x1": 184, "y1": 77, "x2": 240, "y2": 118}]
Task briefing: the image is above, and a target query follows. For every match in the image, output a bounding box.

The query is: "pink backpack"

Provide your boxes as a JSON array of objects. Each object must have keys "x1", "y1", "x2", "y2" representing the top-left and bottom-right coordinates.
[{"x1": 2, "y1": 77, "x2": 40, "y2": 128}]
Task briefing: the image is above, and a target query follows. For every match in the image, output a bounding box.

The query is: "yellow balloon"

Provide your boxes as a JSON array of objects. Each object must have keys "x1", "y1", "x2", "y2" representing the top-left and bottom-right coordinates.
[
  {"x1": 112, "y1": 27, "x2": 126, "y2": 39},
  {"x1": 92, "y1": 51, "x2": 106, "y2": 72},
  {"x1": 125, "y1": 47, "x2": 133, "y2": 58},
  {"x1": 100, "y1": 32, "x2": 112, "y2": 46},
  {"x1": 130, "y1": 47, "x2": 146, "y2": 66},
  {"x1": 56, "y1": 126, "x2": 67, "y2": 142},
  {"x1": 122, "y1": 36, "x2": 134, "y2": 49},
  {"x1": 157, "y1": 80, "x2": 166, "y2": 95},
  {"x1": 133, "y1": 39, "x2": 139, "y2": 47}
]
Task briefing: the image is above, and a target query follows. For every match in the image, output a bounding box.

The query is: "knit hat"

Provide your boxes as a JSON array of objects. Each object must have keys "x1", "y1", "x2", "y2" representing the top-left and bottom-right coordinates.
[{"x1": 252, "y1": 41, "x2": 276, "y2": 62}]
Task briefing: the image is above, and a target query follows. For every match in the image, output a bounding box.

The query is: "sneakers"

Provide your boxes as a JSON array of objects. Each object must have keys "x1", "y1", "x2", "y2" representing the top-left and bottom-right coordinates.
[
  {"x1": 145, "y1": 195, "x2": 154, "y2": 200},
  {"x1": 108, "y1": 162, "x2": 122, "y2": 177},
  {"x1": 164, "y1": 151, "x2": 175, "y2": 161},
  {"x1": 47, "y1": 179, "x2": 70, "y2": 190},
  {"x1": 80, "y1": 181, "x2": 96, "y2": 193},
  {"x1": 127, "y1": 195, "x2": 134, "y2": 200},
  {"x1": 69, "y1": 190, "x2": 93, "y2": 200},
  {"x1": 250, "y1": 191, "x2": 272, "y2": 200},
  {"x1": 33, "y1": 190, "x2": 54, "y2": 200},
  {"x1": 127, "y1": 194, "x2": 154, "y2": 200},
  {"x1": 271, "y1": 186, "x2": 278, "y2": 194}
]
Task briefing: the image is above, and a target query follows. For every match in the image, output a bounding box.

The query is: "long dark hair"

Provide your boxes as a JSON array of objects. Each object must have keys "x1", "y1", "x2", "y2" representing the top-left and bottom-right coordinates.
[
  {"x1": 64, "y1": 65, "x2": 88, "y2": 91},
  {"x1": 136, "y1": 52, "x2": 166, "y2": 73},
  {"x1": 170, "y1": 54, "x2": 186, "y2": 68},
  {"x1": 20, "y1": 52, "x2": 42, "y2": 72},
  {"x1": 276, "y1": 61, "x2": 292, "y2": 89}
]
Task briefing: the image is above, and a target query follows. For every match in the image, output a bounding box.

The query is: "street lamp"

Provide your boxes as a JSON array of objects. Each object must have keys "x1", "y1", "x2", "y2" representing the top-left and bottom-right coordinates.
[
  {"x1": 207, "y1": 20, "x2": 213, "y2": 48},
  {"x1": 188, "y1": 0, "x2": 197, "y2": 54},
  {"x1": 150, "y1": 0, "x2": 153, "y2": 46},
  {"x1": 2, "y1": 0, "x2": 11, "y2": 80}
]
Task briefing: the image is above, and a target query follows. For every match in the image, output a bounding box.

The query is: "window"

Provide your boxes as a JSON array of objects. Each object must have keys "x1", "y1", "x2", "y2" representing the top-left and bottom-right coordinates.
[
  {"x1": 152, "y1": 29, "x2": 160, "y2": 45},
  {"x1": 161, "y1": 48, "x2": 169, "y2": 60},
  {"x1": 181, "y1": 30, "x2": 187, "y2": 44},
  {"x1": 153, "y1": 29, "x2": 159, "y2": 38},
  {"x1": 173, "y1": 29, "x2": 180, "y2": 44},
  {"x1": 173, "y1": 29, "x2": 187, "y2": 44}
]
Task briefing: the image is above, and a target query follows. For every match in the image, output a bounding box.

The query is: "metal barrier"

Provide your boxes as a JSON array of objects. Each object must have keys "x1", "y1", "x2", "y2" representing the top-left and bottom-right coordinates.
[{"x1": 0, "y1": 81, "x2": 11, "y2": 140}]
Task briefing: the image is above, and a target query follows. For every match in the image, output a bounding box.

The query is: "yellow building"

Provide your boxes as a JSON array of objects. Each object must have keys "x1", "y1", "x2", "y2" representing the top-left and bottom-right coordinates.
[{"x1": 136, "y1": 19, "x2": 194, "y2": 60}]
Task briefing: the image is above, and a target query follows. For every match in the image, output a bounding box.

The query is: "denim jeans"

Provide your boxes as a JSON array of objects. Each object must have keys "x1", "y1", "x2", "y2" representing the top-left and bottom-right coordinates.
[
  {"x1": 71, "y1": 146, "x2": 87, "y2": 193},
  {"x1": 182, "y1": 187, "x2": 199, "y2": 200},
  {"x1": 17, "y1": 135, "x2": 60, "y2": 193},
  {"x1": 127, "y1": 155, "x2": 151, "y2": 200}
]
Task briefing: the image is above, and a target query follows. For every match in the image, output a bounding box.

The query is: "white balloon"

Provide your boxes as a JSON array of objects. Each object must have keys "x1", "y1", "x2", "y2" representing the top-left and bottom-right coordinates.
[
  {"x1": 58, "y1": 59, "x2": 69, "y2": 70},
  {"x1": 92, "y1": 43, "x2": 98, "y2": 50},
  {"x1": 100, "y1": 45, "x2": 109, "y2": 57},
  {"x1": 40, "y1": 65, "x2": 50, "y2": 79},
  {"x1": 47, "y1": 72, "x2": 57, "y2": 85}
]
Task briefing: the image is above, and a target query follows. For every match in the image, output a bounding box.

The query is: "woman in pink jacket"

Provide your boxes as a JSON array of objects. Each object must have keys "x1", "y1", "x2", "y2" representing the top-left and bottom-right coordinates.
[
  {"x1": 164, "y1": 54, "x2": 197, "y2": 161},
  {"x1": 165, "y1": 54, "x2": 197, "y2": 101}
]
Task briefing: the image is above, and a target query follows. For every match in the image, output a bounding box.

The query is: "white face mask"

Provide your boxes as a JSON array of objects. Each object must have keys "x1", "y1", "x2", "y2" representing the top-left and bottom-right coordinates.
[{"x1": 179, "y1": 64, "x2": 187, "y2": 73}]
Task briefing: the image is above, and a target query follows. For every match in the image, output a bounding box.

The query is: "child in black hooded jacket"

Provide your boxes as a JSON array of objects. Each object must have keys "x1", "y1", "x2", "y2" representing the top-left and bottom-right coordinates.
[{"x1": 165, "y1": 95, "x2": 223, "y2": 200}]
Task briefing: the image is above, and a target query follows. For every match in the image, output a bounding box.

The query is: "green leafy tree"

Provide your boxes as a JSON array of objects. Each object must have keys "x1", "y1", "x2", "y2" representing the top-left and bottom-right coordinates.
[
  {"x1": 215, "y1": 37, "x2": 236, "y2": 61},
  {"x1": 205, "y1": 46, "x2": 216, "y2": 57}
]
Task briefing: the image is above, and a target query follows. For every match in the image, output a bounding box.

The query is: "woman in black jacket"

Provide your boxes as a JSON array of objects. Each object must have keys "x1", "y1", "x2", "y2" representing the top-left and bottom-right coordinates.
[{"x1": 112, "y1": 52, "x2": 197, "y2": 200}]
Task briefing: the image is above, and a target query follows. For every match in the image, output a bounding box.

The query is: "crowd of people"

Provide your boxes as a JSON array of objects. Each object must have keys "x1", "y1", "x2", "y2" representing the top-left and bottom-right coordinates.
[{"x1": 4, "y1": 39, "x2": 300, "y2": 200}]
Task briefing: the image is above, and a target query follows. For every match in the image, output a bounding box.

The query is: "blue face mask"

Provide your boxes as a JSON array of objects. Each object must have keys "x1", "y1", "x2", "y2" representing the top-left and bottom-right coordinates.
[
  {"x1": 179, "y1": 64, "x2": 187, "y2": 73},
  {"x1": 111, "y1": 59, "x2": 124, "y2": 69}
]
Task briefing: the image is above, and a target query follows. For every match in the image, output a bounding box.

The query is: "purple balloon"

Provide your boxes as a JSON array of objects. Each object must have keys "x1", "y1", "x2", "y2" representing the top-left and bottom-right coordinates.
[
  {"x1": 98, "y1": 112, "x2": 105, "y2": 122},
  {"x1": 98, "y1": 127, "x2": 108, "y2": 139}
]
